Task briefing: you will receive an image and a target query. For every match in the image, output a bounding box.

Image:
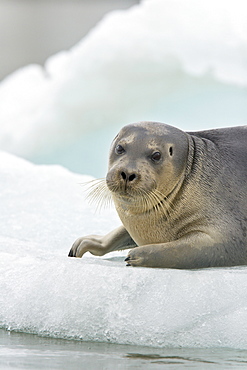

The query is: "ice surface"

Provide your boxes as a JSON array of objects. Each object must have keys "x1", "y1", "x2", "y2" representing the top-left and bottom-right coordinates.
[
  {"x1": 1, "y1": 151, "x2": 247, "y2": 349},
  {"x1": 0, "y1": 0, "x2": 246, "y2": 176},
  {"x1": 0, "y1": 0, "x2": 247, "y2": 349}
]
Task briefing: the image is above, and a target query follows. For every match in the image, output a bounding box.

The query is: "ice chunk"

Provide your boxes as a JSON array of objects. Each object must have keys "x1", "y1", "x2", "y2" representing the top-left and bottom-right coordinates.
[{"x1": 1, "y1": 151, "x2": 247, "y2": 349}]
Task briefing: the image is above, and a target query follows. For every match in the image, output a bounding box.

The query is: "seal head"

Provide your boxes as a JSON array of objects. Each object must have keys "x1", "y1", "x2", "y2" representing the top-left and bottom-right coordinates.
[{"x1": 106, "y1": 122, "x2": 189, "y2": 215}]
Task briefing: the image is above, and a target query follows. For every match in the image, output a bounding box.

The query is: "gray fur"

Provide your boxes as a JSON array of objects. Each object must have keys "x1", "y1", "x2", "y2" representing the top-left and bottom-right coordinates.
[{"x1": 69, "y1": 122, "x2": 247, "y2": 269}]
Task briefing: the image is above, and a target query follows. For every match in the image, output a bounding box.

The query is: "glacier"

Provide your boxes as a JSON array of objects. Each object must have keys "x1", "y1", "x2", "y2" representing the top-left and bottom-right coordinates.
[{"x1": 0, "y1": 0, "x2": 246, "y2": 176}]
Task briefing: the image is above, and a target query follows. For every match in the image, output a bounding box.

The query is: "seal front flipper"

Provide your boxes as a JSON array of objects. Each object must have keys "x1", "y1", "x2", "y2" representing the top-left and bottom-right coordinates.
[
  {"x1": 124, "y1": 232, "x2": 231, "y2": 269},
  {"x1": 68, "y1": 226, "x2": 137, "y2": 258}
]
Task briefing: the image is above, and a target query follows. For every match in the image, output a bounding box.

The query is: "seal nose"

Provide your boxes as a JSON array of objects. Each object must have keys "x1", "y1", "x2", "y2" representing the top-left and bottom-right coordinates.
[{"x1": 120, "y1": 171, "x2": 137, "y2": 182}]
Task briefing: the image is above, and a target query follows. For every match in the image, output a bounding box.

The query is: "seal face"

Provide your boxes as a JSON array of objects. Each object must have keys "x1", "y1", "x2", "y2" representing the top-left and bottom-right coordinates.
[
  {"x1": 69, "y1": 121, "x2": 247, "y2": 269},
  {"x1": 106, "y1": 122, "x2": 190, "y2": 245},
  {"x1": 107, "y1": 122, "x2": 188, "y2": 210}
]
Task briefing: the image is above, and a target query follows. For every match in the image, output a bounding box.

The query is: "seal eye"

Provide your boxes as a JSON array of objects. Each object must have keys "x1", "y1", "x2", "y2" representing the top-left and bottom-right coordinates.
[
  {"x1": 115, "y1": 144, "x2": 125, "y2": 155},
  {"x1": 151, "y1": 151, "x2": 161, "y2": 162}
]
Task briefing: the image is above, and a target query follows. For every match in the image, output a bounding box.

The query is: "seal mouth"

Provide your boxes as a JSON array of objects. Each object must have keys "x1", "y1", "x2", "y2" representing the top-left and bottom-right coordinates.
[
  {"x1": 122, "y1": 175, "x2": 184, "y2": 216},
  {"x1": 83, "y1": 175, "x2": 183, "y2": 217},
  {"x1": 112, "y1": 186, "x2": 173, "y2": 217},
  {"x1": 105, "y1": 173, "x2": 181, "y2": 217}
]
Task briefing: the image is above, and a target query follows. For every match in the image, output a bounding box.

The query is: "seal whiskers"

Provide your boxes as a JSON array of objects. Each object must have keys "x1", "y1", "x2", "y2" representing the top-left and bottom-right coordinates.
[
  {"x1": 132, "y1": 188, "x2": 173, "y2": 218},
  {"x1": 146, "y1": 189, "x2": 173, "y2": 218},
  {"x1": 154, "y1": 189, "x2": 175, "y2": 214},
  {"x1": 82, "y1": 178, "x2": 113, "y2": 211}
]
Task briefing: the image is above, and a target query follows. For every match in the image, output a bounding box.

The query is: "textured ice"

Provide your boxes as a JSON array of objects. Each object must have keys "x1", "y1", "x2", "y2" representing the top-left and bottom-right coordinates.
[
  {"x1": 0, "y1": 0, "x2": 246, "y2": 176},
  {"x1": 0, "y1": 0, "x2": 247, "y2": 349},
  {"x1": 1, "y1": 151, "x2": 247, "y2": 349}
]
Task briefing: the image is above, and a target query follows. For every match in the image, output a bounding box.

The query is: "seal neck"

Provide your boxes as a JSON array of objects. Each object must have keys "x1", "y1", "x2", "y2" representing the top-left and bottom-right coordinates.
[
  {"x1": 185, "y1": 132, "x2": 219, "y2": 181},
  {"x1": 185, "y1": 133, "x2": 196, "y2": 177}
]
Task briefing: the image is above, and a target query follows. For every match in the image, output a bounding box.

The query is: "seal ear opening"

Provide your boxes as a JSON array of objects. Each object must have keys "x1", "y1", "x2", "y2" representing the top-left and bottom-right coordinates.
[{"x1": 169, "y1": 146, "x2": 173, "y2": 156}]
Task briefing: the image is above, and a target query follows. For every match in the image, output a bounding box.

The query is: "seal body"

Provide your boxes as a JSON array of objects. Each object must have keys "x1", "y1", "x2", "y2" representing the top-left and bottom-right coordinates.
[{"x1": 69, "y1": 122, "x2": 247, "y2": 269}]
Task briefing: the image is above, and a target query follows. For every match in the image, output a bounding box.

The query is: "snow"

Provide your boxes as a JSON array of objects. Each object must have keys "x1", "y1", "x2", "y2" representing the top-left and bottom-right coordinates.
[{"x1": 1, "y1": 151, "x2": 247, "y2": 349}]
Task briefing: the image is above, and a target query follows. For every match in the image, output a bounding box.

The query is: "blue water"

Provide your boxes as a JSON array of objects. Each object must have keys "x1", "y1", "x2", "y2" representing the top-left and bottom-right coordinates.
[{"x1": 2, "y1": 330, "x2": 247, "y2": 369}]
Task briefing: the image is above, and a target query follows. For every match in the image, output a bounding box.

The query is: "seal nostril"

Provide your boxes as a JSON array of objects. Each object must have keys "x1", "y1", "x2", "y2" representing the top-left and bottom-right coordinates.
[
  {"x1": 120, "y1": 172, "x2": 136, "y2": 182},
  {"x1": 121, "y1": 171, "x2": 127, "y2": 180},
  {"x1": 129, "y1": 174, "x2": 136, "y2": 182}
]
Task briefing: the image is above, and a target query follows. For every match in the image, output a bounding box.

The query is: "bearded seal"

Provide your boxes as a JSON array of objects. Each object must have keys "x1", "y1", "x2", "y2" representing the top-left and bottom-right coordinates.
[{"x1": 68, "y1": 121, "x2": 247, "y2": 269}]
